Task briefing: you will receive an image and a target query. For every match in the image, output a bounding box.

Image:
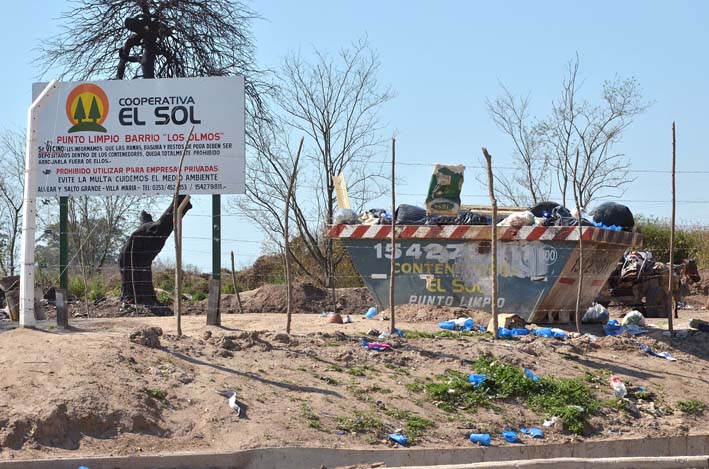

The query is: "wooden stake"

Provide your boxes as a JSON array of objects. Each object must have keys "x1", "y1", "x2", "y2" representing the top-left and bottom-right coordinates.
[
  {"x1": 230, "y1": 251, "x2": 244, "y2": 314},
  {"x1": 389, "y1": 138, "x2": 397, "y2": 335},
  {"x1": 482, "y1": 148, "x2": 498, "y2": 339},
  {"x1": 572, "y1": 149, "x2": 583, "y2": 334},
  {"x1": 173, "y1": 126, "x2": 194, "y2": 337},
  {"x1": 285, "y1": 137, "x2": 304, "y2": 334},
  {"x1": 668, "y1": 122, "x2": 676, "y2": 335}
]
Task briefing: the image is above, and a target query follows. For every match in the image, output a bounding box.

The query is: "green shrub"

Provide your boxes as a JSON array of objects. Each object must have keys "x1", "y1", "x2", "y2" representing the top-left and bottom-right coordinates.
[
  {"x1": 87, "y1": 279, "x2": 106, "y2": 301},
  {"x1": 192, "y1": 291, "x2": 207, "y2": 302},
  {"x1": 636, "y1": 216, "x2": 706, "y2": 265},
  {"x1": 676, "y1": 399, "x2": 706, "y2": 415},
  {"x1": 68, "y1": 276, "x2": 86, "y2": 298}
]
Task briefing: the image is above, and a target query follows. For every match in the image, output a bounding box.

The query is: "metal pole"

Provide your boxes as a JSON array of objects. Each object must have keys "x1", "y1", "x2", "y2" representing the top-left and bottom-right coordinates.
[
  {"x1": 668, "y1": 122, "x2": 676, "y2": 336},
  {"x1": 59, "y1": 196, "x2": 68, "y2": 291},
  {"x1": 389, "y1": 138, "x2": 396, "y2": 335},
  {"x1": 482, "y1": 148, "x2": 499, "y2": 339},
  {"x1": 20, "y1": 80, "x2": 58, "y2": 327}
]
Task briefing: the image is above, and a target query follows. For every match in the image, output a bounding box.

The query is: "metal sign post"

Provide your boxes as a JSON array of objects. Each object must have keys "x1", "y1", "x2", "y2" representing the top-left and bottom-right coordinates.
[{"x1": 21, "y1": 80, "x2": 59, "y2": 327}]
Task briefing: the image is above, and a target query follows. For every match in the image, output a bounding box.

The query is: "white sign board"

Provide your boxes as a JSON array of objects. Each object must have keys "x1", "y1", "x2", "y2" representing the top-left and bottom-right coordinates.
[{"x1": 32, "y1": 76, "x2": 245, "y2": 196}]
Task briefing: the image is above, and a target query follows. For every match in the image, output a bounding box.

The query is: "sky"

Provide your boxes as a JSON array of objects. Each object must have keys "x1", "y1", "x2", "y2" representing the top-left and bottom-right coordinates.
[{"x1": 1, "y1": 0, "x2": 708, "y2": 273}]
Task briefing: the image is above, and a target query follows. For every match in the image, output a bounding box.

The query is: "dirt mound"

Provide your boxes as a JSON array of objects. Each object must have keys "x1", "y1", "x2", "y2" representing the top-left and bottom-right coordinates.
[
  {"x1": 219, "y1": 283, "x2": 374, "y2": 315},
  {"x1": 1, "y1": 395, "x2": 165, "y2": 450},
  {"x1": 129, "y1": 326, "x2": 163, "y2": 348},
  {"x1": 392, "y1": 304, "x2": 490, "y2": 325}
]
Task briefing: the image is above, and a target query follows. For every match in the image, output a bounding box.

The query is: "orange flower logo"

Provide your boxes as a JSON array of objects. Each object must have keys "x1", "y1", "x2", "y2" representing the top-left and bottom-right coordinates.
[{"x1": 65, "y1": 84, "x2": 109, "y2": 133}]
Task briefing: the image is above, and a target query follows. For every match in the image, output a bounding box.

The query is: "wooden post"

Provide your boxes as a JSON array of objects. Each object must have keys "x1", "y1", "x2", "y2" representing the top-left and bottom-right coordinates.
[
  {"x1": 482, "y1": 148, "x2": 499, "y2": 339},
  {"x1": 206, "y1": 277, "x2": 221, "y2": 325},
  {"x1": 389, "y1": 138, "x2": 397, "y2": 335},
  {"x1": 572, "y1": 148, "x2": 583, "y2": 334},
  {"x1": 668, "y1": 122, "x2": 676, "y2": 335},
  {"x1": 55, "y1": 288, "x2": 68, "y2": 329},
  {"x1": 230, "y1": 251, "x2": 244, "y2": 314},
  {"x1": 173, "y1": 126, "x2": 194, "y2": 336},
  {"x1": 285, "y1": 137, "x2": 304, "y2": 334}
]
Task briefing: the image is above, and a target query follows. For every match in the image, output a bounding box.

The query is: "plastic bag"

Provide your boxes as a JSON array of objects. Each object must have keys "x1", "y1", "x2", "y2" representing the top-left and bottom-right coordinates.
[
  {"x1": 498, "y1": 211, "x2": 534, "y2": 227},
  {"x1": 621, "y1": 310, "x2": 646, "y2": 326},
  {"x1": 582, "y1": 303, "x2": 609, "y2": 324},
  {"x1": 591, "y1": 202, "x2": 635, "y2": 232},
  {"x1": 334, "y1": 208, "x2": 359, "y2": 224}
]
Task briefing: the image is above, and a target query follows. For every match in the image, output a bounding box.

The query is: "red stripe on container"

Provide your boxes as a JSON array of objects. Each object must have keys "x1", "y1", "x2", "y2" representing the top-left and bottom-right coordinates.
[
  {"x1": 422, "y1": 226, "x2": 443, "y2": 238},
  {"x1": 525, "y1": 226, "x2": 547, "y2": 241},
  {"x1": 581, "y1": 228, "x2": 594, "y2": 241},
  {"x1": 351, "y1": 225, "x2": 370, "y2": 238},
  {"x1": 552, "y1": 227, "x2": 575, "y2": 241},
  {"x1": 558, "y1": 277, "x2": 576, "y2": 285},
  {"x1": 450, "y1": 226, "x2": 470, "y2": 239},
  {"x1": 329, "y1": 224, "x2": 346, "y2": 237},
  {"x1": 374, "y1": 225, "x2": 392, "y2": 239},
  {"x1": 591, "y1": 279, "x2": 605, "y2": 286},
  {"x1": 400, "y1": 226, "x2": 419, "y2": 238},
  {"x1": 500, "y1": 227, "x2": 519, "y2": 240}
]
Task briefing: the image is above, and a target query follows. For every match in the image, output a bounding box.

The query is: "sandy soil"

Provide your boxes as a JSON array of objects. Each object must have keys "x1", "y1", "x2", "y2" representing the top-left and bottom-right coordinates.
[{"x1": 1, "y1": 303, "x2": 708, "y2": 462}]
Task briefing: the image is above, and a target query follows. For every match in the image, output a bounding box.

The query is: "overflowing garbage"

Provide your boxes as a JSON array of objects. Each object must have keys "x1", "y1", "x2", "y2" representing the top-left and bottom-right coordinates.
[{"x1": 335, "y1": 197, "x2": 636, "y2": 234}]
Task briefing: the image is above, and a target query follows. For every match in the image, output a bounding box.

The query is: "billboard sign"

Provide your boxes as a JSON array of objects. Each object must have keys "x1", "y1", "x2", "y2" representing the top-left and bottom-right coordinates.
[{"x1": 32, "y1": 76, "x2": 245, "y2": 196}]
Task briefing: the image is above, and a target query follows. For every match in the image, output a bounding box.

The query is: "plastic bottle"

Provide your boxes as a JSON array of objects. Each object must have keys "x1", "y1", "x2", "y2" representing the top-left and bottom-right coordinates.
[
  {"x1": 365, "y1": 307, "x2": 377, "y2": 319},
  {"x1": 609, "y1": 376, "x2": 627, "y2": 398},
  {"x1": 469, "y1": 433, "x2": 491, "y2": 446}
]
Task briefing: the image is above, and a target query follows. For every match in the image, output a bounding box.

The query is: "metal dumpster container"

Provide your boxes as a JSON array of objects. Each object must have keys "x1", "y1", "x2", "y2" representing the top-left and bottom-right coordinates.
[{"x1": 329, "y1": 224, "x2": 642, "y2": 323}]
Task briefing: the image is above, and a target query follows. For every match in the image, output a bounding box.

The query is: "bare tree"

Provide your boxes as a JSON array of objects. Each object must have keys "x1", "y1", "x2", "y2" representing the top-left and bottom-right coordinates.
[
  {"x1": 486, "y1": 87, "x2": 551, "y2": 206},
  {"x1": 0, "y1": 130, "x2": 25, "y2": 276},
  {"x1": 488, "y1": 56, "x2": 650, "y2": 208},
  {"x1": 39, "y1": 0, "x2": 268, "y2": 119},
  {"x1": 263, "y1": 40, "x2": 393, "y2": 288}
]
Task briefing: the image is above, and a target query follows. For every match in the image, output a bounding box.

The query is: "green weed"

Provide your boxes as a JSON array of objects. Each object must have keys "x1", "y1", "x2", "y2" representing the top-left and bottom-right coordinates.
[
  {"x1": 422, "y1": 357, "x2": 604, "y2": 435},
  {"x1": 147, "y1": 387, "x2": 167, "y2": 400},
  {"x1": 383, "y1": 408, "x2": 435, "y2": 442},
  {"x1": 676, "y1": 399, "x2": 707, "y2": 415},
  {"x1": 336, "y1": 411, "x2": 384, "y2": 436}
]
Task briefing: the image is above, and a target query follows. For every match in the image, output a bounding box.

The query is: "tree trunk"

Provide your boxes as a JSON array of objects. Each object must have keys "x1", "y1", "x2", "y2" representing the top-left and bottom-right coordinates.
[{"x1": 118, "y1": 195, "x2": 191, "y2": 315}]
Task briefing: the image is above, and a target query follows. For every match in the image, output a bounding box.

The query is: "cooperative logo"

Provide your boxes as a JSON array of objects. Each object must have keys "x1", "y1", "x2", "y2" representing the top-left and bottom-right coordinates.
[{"x1": 66, "y1": 84, "x2": 109, "y2": 133}]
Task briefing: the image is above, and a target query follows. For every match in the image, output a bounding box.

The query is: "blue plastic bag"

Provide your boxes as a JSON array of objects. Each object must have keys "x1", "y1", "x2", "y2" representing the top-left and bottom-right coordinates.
[
  {"x1": 524, "y1": 368, "x2": 540, "y2": 381},
  {"x1": 469, "y1": 433, "x2": 491, "y2": 446},
  {"x1": 468, "y1": 373, "x2": 488, "y2": 387},
  {"x1": 365, "y1": 307, "x2": 377, "y2": 319},
  {"x1": 511, "y1": 327, "x2": 530, "y2": 336},
  {"x1": 520, "y1": 427, "x2": 544, "y2": 439},
  {"x1": 498, "y1": 327, "x2": 513, "y2": 338},
  {"x1": 502, "y1": 430, "x2": 519, "y2": 443}
]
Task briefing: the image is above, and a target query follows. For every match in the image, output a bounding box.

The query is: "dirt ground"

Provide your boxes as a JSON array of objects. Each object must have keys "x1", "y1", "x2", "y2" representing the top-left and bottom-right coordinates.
[{"x1": 1, "y1": 298, "x2": 708, "y2": 462}]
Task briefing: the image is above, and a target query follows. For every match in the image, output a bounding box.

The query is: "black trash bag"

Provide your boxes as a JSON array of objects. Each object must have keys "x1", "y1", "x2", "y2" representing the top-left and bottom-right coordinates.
[
  {"x1": 554, "y1": 216, "x2": 595, "y2": 227},
  {"x1": 529, "y1": 201, "x2": 561, "y2": 218},
  {"x1": 425, "y1": 211, "x2": 488, "y2": 226},
  {"x1": 457, "y1": 211, "x2": 488, "y2": 225},
  {"x1": 551, "y1": 205, "x2": 572, "y2": 219},
  {"x1": 590, "y1": 202, "x2": 635, "y2": 231},
  {"x1": 395, "y1": 204, "x2": 427, "y2": 225}
]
